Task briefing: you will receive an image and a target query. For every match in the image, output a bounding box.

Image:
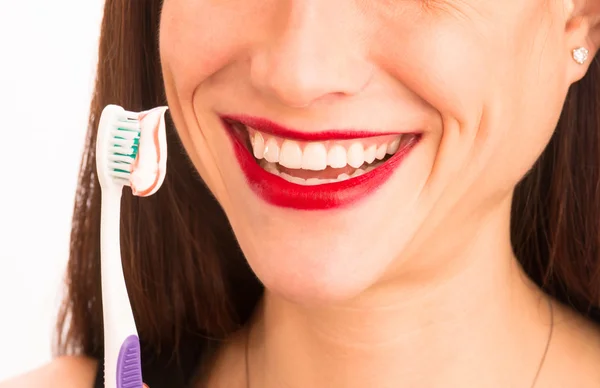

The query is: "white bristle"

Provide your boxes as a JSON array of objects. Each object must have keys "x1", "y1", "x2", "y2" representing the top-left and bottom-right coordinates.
[
  {"x1": 112, "y1": 177, "x2": 130, "y2": 186},
  {"x1": 109, "y1": 161, "x2": 132, "y2": 170},
  {"x1": 111, "y1": 138, "x2": 136, "y2": 147},
  {"x1": 109, "y1": 146, "x2": 135, "y2": 155},
  {"x1": 115, "y1": 120, "x2": 141, "y2": 131},
  {"x1": 96, "y1": 105, "x2": 143, "y2": 188},
  {"x1": 110, "y1": 170, "x2": 132, "y2": 180},
  {"x1": 106, "y1": 119, "x2": 140, "y2": 182},
  {"x1": 109, "y1": 154, "x2": 136, "y2": 163},
  {"x1": 111, "y1": 128, "x2": 139, "y2": 139}
]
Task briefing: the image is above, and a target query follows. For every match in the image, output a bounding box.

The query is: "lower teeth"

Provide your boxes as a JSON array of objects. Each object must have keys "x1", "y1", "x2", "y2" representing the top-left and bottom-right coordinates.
[{"x1": 260, "y1": 161, "x2": 379, "y2": 186}]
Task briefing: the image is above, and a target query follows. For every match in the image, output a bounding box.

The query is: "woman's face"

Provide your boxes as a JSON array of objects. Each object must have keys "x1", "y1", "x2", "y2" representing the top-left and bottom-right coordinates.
[{"x1": 159, "y1": 0, "x2": 586, "y2": 303}]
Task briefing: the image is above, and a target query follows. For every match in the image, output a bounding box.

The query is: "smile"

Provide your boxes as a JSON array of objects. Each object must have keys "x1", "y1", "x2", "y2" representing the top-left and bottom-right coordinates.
[{"x1": 221, "y1": 115, "x2": 420, "y2": 210}]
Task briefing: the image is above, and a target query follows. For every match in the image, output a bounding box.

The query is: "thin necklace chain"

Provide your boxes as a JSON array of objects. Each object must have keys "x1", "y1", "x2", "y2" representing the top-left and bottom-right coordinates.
[
  {"x1": 244, "y1": 298, "x2": 554, "y2": 388},
  {"x1": 530, "y1": 297, "x2": 554, "y2": 388}
]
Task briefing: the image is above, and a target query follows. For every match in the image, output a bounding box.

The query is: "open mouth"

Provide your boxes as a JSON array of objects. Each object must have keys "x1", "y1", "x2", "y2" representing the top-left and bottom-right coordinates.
[
  {"x1": 221, "y1": 115, "x2": 420, "y2": 210},
  {"x1": 228, "y1": 120, "x2": 414, "y2": 184}
]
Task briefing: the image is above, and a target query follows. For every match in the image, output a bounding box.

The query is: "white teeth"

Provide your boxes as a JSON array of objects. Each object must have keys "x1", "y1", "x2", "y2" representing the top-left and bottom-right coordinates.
[
  {"x1": 386, "y1": 138, "x2": 400, "y2": 155},
  {"x1": 279, "y1": 140, "x2": 303, "y2": 169},
  {"x1": 327, "y1": 145, "x2": 347, "y2": 168},
  {"x1": 364, "y1": 144, "x2": 376, "y2": 164},
  {"x1": 280, "y1": 172, "x2": 305, "y2": 184},
  {"x1": 262, "y1": 160, "x2": 381, "y2": 186},
  {"x1": 347, "y1": 143, "x2": 365, "y2": 168},
  {"x1": 264, "y1": 138, "x2": 280, "y2": 163},
  {"x1": 305, "y1": 178, "x2": 322, "y2": 186},
  {"x1": 262, "y1": 160, "x2": 279, "y2": 174},
  {"x1": 249, "y1": 129, "x2": 404, "y2": 173},
  {"x1": 375, "y1": 143, "x2": 387, "y2": 160},
  {"x1": 282, "y1": 176, "x2": 334, "y2": 185},
  {"x1": 302, "y1": 143, "x2": 328, "y2": 171},
  {"x1": 253, "y1": 132, "x2": 265, "y2": 159},
  {"x1": 351, "y1": 168, "x2": 366, "y2": 177}
]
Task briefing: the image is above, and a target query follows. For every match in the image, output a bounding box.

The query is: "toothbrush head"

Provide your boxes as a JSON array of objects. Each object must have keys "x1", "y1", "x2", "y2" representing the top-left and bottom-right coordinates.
[
  {"x1": 96, "y1": 105, "x2": 141, "y2": 190},
  {"x1": 96, "y1": 104, "x2": 168, "y2": 195}
]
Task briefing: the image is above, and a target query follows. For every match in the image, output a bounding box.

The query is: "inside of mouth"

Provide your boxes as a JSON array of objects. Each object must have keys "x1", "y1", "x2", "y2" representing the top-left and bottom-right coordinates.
[
  {"x1": 232, "y1": 121, "x2": 395, "y2": 185},
  {"x1": 277, "y1": 159, "x2": 386, "y2": 179},
  {"x1": 259, "y1": 157, "x2": 390, "y2": 183}
]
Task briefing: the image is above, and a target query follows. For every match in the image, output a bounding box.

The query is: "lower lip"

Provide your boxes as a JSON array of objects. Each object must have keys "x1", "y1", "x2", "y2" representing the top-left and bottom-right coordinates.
[{"x1": 222, "y1": 120, "x2": 420, "y2": 210}]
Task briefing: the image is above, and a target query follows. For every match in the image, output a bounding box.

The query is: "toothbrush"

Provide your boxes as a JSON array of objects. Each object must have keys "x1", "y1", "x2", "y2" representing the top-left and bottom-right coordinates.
[{"x1": 96, "y1": 104, "x2": 168, "y2": 388}]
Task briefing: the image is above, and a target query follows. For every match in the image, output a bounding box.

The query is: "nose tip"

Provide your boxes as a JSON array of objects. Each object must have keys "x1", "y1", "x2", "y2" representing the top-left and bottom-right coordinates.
[{"x1": 250, "y1": 44, "x2": 373, "y2": 109}]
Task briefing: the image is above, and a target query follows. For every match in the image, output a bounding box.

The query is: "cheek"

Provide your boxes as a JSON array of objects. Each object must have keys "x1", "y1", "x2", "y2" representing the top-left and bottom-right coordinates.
[
  {"x1": 159, "y1": 0, "x2": 260, "y2": 99},
  {"x1": 371, "y1": 6, "x2": 567, "y2": 188},
  {"x1": 368, "y1": 15, "x2": 493, "y2": 213},
  {"x1": 370, "y1": 13, "x2": 491, "y2": 128},
  {"x1": 473, "y1": 11, "x2": 568, "y2": 191}
]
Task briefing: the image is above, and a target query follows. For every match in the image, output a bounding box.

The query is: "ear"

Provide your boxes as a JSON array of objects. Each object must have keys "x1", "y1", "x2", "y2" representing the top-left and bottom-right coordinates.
[{"x1": 564, "y1": 0, "x2": 600, "y2": 84}]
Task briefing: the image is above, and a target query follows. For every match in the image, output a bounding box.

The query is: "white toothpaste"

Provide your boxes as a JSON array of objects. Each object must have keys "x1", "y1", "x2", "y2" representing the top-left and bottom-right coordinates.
[{"x1": 129, "y1": 106, "x2": 169, "y2": 197}]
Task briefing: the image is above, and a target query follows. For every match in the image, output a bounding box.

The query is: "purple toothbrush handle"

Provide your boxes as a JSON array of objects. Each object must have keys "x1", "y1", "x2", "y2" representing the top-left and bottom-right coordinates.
[{"x1": 116, "y1": 335, "x2": 143, "y2": 388}]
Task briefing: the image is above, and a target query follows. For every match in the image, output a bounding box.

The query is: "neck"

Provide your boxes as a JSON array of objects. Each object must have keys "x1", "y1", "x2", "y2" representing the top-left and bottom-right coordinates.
[{"x1": 246, "y1": 196, "x2": 552, "y2": 388}]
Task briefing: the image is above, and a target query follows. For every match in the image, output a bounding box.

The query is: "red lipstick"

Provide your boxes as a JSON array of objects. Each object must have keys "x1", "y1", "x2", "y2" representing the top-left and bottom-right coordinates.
[
  {"x1": 223, "y1": 115, "x2": 389, "y2": 141},
  {"x1": 221, "y1": 116, "x2": 420, "y2": 210}
]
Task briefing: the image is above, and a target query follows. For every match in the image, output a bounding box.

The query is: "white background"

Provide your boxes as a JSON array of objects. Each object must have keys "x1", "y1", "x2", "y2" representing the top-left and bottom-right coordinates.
[{"x1": 0, "y1": 1, "x2": 104, "y2": 381}]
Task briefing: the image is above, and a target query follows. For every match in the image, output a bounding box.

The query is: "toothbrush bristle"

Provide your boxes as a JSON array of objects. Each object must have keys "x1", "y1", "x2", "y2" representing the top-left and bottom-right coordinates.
[{"x1": 108, "y1": 119, "x2": 141, "y2": 182}]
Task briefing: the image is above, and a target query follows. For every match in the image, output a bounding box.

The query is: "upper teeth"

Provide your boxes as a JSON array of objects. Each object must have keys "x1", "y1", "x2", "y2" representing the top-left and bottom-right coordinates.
[{"x1": 250, "y1": 128, "x2": 402, "y2": 171}]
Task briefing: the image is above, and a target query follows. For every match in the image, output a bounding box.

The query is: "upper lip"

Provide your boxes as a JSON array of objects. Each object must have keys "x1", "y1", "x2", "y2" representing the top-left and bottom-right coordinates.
[{"x1": 221, "y1": 114, "x2": 410, "y2": 142}]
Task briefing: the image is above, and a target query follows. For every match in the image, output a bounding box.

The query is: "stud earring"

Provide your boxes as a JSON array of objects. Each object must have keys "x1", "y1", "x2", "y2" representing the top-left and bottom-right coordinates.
[{"x1": 572, "y1": 47, "x2": 589, "y2": 65}]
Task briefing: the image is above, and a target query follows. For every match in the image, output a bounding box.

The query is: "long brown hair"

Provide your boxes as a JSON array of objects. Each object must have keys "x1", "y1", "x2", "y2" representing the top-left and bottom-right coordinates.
[{"x1": 56, "y1": 0, "x2": 600, "y2": 382}]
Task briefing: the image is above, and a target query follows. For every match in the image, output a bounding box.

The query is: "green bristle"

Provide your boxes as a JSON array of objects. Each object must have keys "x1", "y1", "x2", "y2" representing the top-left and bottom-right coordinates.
[{"x1": 111, "y1": 125, "x2": 140, "y2": 175}]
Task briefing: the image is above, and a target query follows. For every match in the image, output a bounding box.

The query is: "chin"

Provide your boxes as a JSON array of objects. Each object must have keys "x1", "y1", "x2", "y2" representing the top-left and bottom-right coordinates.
[
  {"x1": 259, "y1": 268, "x2": 377, "y2": 306},
  {"x1": 243, "y1": 238, "x2": 395, "y2": 306}
]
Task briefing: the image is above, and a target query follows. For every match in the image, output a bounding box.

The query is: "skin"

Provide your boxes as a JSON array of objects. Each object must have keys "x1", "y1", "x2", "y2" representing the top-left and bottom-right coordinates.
[
  {"x1": 159, "y1": 0, "x2": 597, "y2": 304},
  {"x1": 159, "y1": 0, "x2": 600, "y2": 386},
  {"x1": 3, "y1": 0, "x2": 600, "y2": 387},
  {"x1": 0, "y1": 357, "x2": 150, "y2": 388},
  {"x1": 158, "y1": 0, "x2": 600, "y2": 303}
]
